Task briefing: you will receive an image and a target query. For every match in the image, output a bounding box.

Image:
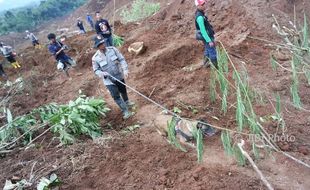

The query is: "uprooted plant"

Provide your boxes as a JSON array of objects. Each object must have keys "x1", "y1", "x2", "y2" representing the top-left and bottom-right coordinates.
[{"x1": 0, "y1": 92, "x2": 110, "y2": 150}]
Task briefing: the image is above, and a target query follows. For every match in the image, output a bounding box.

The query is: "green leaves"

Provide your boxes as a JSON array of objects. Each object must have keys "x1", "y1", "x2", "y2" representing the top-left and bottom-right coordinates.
[
  {"x1": 209, "y1": 66, "x2": 217, "y2": 103},
  {"x1": 196, "y1": 128, "x2": 203, "y2": 163},
  {"x1": 113, "y1": 34, "x2": 125, "y2": 47},
  {"x1": 37, "y1": 173, "x2": 61, "y2": 190},
  {"x1": 167, "y1": 118, "x2": 187, "y2": 152},
  {"x1": 302, "y1": 13, "x2": 309, "y2": 49},
  {"x1": 121, "y1": 0, "x2": 160, "y2": 23},
  {"x1": 0, "y1": 94, "x2": 110, "y2": 148}
]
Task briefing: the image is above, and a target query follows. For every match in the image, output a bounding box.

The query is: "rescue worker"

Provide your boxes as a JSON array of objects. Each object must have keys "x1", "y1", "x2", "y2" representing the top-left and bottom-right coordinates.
[
  {"x1": 195, "y1": 0, "x2": 218, "y2": 68},
  {"x1": 92, "y1": 37, "x2": 134, "y2": 119},
  {"x1": 95, "y1": 12, "x2": 113, "y2": 47},
  {"x1": 0, "y1": 42, "x2": 21, "y2": 69},
  {"x1": 86, "y1": 13, "x2": 94, "y2": 29},
  {"x1": 47, "y1": 33, "x2": 76, "y2": 77},
  {"x1": 77, "y1": 19, "x2": 86, "y2": 34},
  {"x1": 25, "y1": 30, "x2": 40, "y2": 48}
]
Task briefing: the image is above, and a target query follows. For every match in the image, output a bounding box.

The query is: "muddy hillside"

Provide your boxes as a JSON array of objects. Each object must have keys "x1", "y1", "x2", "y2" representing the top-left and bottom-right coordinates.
[{"x1": 0, "y1": 0, "x2": 310, "y2": 189}]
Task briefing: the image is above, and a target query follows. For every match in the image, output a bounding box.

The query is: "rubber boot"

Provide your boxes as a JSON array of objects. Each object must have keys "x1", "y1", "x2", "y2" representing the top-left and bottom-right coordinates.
[
  {"x1": 11, "y1": 62, "x2": 17, "y2": 69},
  {"x1": 15, "y1": 62, "x2": 21, "y2": 68},
  {"x1": 114, "y1": 97, "x2": 132, "y2": 119}
]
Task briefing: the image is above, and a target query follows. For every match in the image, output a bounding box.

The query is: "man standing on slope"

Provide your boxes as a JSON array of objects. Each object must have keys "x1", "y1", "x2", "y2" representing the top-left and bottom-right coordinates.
[
  {"x1": 86, "y1": 13, "x2": 94, "y2": 30},
  {"x1": 0, "y1": 42, "x2": 21, "y2": 69},
  {"x1": 195, "y1": 0, "x2": 218, "y2": 68},
  {"x1": 47, "y1": 33, "x2": 76, "y2": 77},
  {"x1": 95, "y1": 12, "x2": 113, "y2": 47},
  {"x1": 77, "y1": 19, "x2": 86, "y2": 34},
  {"x1": 25, "y1": 30, "x2": 41, "y2": 48},
  {"x1": 92, "y1": 37, "x2": 134, "y2": 119}
]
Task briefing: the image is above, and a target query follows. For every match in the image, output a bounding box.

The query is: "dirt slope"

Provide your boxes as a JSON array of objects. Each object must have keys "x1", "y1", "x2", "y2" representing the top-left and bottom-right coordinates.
[{"x1": 0, "y1": 0, "x2": 310, "y2": 189}]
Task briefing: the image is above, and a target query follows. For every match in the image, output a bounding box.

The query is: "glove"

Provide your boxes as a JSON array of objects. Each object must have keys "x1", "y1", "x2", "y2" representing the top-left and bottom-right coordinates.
[
  {"x1": 208, "y1": 41, "x2": 216, "y2": 47},
  {"x1": 100, "y1": 72, "x2": 109, "y2": 78}
]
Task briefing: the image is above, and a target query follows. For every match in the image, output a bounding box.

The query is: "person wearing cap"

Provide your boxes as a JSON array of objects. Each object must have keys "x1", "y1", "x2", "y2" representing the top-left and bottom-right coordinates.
[
  {"x1": 86, "y1": 13, "x2": 94, "y2": 29},
  {"x1": 195, "y1": 0, "x2": 218, "y2": 68},
  {"x1": 92, "y1": 37, "x2": 134, "y2": 119},
  {"x1": 95, "y1": 12, "x2": 113, "y2": 47},
  {"x1": 77, "y1": 19, "x2": 86, "y2": 34},
  {"x1": 47, "y1": 33, "x2": 76, "y2": 77},
  {"x1": 0, "y1": 42, "x2": 21, "y2": 69},
  {"x1": 25, "y1": 30, "x2": 40, "y2": 48}
]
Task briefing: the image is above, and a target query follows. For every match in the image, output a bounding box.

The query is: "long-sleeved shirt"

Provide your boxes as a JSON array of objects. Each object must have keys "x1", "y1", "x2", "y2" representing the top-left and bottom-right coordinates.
[
  {"x1": 95, "y1": 19, "x2": 112, "y2": 38},
  {"x1": 92, "y1": 47, "x2": 128, "y2": 86},
  {"x1": 48, "y1": 41, "x2": 71, "y2": 62},
  {"x1": 0, "y1": 45, "x2": 13, "y2": 57},
  {"x1": 25, "y1": 33, "x2": 38, "y2": 42},
  {"x1": 195, "y1": 10, "x2": 215, "y2": 43}
]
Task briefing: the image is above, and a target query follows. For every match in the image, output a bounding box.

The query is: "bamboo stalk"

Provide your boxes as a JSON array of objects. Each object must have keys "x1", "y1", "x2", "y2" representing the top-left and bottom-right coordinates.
[{"x1": 238, "y1": 140, "x2": 274, "y2": 190}]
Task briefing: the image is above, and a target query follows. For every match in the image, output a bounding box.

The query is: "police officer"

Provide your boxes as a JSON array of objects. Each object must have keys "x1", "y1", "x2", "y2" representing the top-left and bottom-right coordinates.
[{"x1": 92, "y1": 37, "x2": 134, "y2": 119}]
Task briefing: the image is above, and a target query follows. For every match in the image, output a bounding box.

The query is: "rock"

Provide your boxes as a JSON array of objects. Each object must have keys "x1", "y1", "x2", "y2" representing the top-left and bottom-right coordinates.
[
  {"x1": 128, "y1": 42, "x2": 146, "y2": 55},
  {"x1": 298, "y1": 145, "x2": 309, "y2": 155}
]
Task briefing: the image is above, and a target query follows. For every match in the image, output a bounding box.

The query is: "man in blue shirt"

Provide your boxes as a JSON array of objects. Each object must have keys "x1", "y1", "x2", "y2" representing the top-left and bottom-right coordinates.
[
  {"x1": 86, "y1": 13, "x2": 94, "y2": 29},
  {"x1": 47, "y1": 33, "x2": 76, "y2": 77},
  {"x1": 95, "y1": 12, "x2": 113, "y2": 47}
]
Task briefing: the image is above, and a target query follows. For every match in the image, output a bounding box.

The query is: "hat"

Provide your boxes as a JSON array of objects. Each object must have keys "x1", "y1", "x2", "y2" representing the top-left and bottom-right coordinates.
[
  {"x1": 195, "y1": 0, "x2": 206, "y2": 6},
  {"x1": 94, "y1": 36, "x2": 106, "y2": 48}
]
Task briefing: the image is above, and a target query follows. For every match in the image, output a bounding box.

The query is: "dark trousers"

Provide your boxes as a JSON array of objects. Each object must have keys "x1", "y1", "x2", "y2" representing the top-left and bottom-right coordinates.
[
  {"x1": 0, "y1": 64, "x2": 6, "y2": 77},
  {"x1": 6, "y1": 54, "x2": 16, "y2": 63},
  {"x1": 32, "y1": 40, "x2": 40, "y2": 46},
  {"x1": 106, "y1": 79, "x2": 129, "y2": 112},
  {"x1": 104, "y1": 35, "x2": 114, "y2": 47}
]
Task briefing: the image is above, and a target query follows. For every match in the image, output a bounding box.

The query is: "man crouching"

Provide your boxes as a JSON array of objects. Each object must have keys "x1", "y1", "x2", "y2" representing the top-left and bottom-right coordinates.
[{"x1": 92, "y1": 37, "x2": 134, "y2": 119}]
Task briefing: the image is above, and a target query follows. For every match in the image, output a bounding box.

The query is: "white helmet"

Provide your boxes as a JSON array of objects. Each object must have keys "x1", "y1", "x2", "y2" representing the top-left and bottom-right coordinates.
[{"x1": 25, "y1": 30, "x2": 29, "y2": 33}]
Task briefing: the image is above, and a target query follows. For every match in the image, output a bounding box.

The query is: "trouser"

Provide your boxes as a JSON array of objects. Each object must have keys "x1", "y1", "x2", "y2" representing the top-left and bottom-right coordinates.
[
  {"x1": 57, "y1": 59, "x2": 76, "y2": 70},
  {"x1": 79, "y1": 29, "x2": 86, "y2": 34},
  {"x1": 88, "y1": 22, "x2": 94, "y2": 29},
  {"x1": 104, "y1": 35, "x2": 114, "y2": 47},
  {"x1": 204, "y1": 42, "x2": 218, "y2": 67},
  {"x1": 32, "y1": 40, "x2": 40, "y2": 46},
  {"x1": 6, "y1": 54, "x2": 16, "y2": 63},
  {"x1": 6, "y1": 54, "x2": 20, "y2": 68},
  {"x1": 0, "y1": 64, "x2": 7, "y2": 78},
  {"x1": 106, "y1": 79, "x2": 129, "y2": 112}
]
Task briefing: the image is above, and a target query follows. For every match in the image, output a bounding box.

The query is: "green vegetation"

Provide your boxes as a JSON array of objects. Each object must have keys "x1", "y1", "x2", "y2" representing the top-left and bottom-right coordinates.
[
  {"x1": 167, "y1": 117, "x2": 187, "y2": 152},
  {"x1": 120, "y1": 0, "x2": 160, "y2": 23},
  {"x1": 0, "y1": 0, "x2": 87, "y2": 35},
  {"x1": 37, "y1": 173, "x2": 61, "y2": 190},
  {"x1": 113, "y1": 34, "x2": 125, "y2": 47},
  {"x1": 0, "y1": 92, "x2": 110, "y2": 148}
]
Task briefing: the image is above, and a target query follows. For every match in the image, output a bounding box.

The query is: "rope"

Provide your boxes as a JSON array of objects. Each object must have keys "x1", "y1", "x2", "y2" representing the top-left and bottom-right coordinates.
[
  {"x1": 108, "y1": 75, "x2": 255, "y2": 137},
  {"x1": 107, "y1": 74, "x2": 310, "y2": 169}
]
